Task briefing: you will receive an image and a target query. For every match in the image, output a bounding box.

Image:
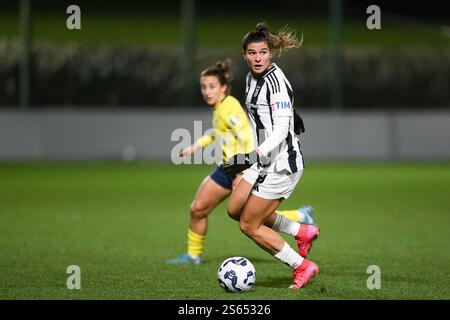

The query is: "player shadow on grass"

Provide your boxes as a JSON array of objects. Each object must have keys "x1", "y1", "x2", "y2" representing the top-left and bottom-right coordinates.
[
  {"x1": 256, "y1": 276, "x2": 294, "y2": 289},
  {"x1": 256, "y1": 275, "x2": 322, "y2": 290}
]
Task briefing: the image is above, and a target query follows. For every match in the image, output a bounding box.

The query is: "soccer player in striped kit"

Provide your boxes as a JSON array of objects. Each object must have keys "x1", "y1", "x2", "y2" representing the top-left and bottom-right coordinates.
[
  {"x1": 225, "y1": 23, "x2": 320, "y2": 289},
  {"x1": 166, "y1": 59, "x2": 316, "y2": 265}
]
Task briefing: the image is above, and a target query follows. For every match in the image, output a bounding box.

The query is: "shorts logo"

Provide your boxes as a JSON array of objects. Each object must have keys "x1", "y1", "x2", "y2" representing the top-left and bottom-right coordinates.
[{"x1": 271, "y1": 101, "x2": 291, "y2": 110}]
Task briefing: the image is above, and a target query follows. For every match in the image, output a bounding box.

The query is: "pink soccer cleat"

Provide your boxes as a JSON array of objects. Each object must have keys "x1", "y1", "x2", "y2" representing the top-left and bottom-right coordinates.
[
  {"x1": 294, "y1": 224, "x2": 320, "y2": 257},
  {"x1": 290, "y1": 259, "x2": 319, "y2": 289}
]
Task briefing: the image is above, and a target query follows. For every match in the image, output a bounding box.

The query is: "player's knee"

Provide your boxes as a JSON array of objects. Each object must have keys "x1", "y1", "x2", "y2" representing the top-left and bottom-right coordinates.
[
  {"x1": 190, "y1": 201, "x2": 210, "y2": 219},
  {"x1": 239, "y1": 221, "x2": 256, "y2": 238},
  {"x1": 227, "y1": 205, "x2": 240, "y2": 221}
]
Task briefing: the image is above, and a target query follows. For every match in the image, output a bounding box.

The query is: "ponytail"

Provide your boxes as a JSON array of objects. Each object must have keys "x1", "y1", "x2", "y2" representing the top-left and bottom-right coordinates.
[{"x1": 243, "y1": 22, "x2": 302, "y2": 56}]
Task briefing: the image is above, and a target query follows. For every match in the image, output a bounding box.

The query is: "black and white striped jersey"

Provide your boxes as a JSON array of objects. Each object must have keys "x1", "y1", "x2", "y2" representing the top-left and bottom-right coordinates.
[{"x1": 244, "y1": 63, "x2": 304, "y2": 174}]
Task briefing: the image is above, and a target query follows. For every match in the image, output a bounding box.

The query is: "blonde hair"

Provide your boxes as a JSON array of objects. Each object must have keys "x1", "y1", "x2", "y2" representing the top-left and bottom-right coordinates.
[{"x1": 243, "y1": 22, "x2": 303, "y2": 57}]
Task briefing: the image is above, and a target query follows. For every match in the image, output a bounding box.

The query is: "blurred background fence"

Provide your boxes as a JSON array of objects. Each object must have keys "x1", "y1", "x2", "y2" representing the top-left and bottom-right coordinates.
[
  {"x1": 1, "y1": 42, "x2": 449, "y2": 108},
  {"x1": 0, "y1": 0, "x2": 449, "y2": 160}
]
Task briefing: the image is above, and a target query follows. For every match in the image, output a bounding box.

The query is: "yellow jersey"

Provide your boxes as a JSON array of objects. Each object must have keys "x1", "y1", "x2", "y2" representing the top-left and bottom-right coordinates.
[{"x1": 196, "y1": 95, "x2": 255, "y2": 162}]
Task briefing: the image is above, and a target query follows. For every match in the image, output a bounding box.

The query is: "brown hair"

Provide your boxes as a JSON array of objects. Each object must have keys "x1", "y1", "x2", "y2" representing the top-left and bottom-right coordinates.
[
  {"x1": 201, "y1": 58, "x2": 233, "y2": 95},
  {"x1": 242, "y1": 22, "x2": 302, "y2": 57}
]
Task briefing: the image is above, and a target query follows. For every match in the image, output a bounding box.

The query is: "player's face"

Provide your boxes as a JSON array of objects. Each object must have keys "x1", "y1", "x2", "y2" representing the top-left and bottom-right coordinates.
[
  {"x1": 200, "y1": 76, "x2": 227, "y2": 106},
  {"x1": 243, "y1": 41, "x2": 272, "y2": 75}
]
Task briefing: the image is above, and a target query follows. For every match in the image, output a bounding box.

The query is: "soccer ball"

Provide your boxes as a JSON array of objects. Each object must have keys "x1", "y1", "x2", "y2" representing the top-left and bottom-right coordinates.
[{"x1": 217, "y1": 256, "x2": 256, "y2": 292}]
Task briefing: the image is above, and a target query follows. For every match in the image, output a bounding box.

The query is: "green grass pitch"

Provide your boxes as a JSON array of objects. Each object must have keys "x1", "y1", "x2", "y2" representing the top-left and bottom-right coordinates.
[{"x1": 0, "y1": 162, "x2": 449, "y2": 299}]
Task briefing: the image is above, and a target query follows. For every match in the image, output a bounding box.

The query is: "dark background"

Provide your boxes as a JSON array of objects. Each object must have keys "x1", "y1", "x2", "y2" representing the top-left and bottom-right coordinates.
[{"x1": 0, "y1": 0, "x2": 449, "y2": 109}]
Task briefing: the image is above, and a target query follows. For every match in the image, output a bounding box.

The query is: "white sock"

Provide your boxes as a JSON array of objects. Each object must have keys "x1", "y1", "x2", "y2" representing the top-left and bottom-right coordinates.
[
  {"x1": 274, "y1": 242, "x2": 304, "y2": 269},
  {"x1": 272, "y1": 213, "x2": 301, "y2": 236}
]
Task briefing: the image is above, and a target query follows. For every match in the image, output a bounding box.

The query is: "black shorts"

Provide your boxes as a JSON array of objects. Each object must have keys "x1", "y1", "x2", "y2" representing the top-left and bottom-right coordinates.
[{"x1": 210, "y1": 165, "x2": 234, "y2": 190}]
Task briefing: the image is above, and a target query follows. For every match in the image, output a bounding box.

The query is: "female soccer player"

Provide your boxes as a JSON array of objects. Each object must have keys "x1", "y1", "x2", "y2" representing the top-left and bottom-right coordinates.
[
  {"x1": 166, "y1": 59, "x2": 316, "y2": 265},
  {"x1": 224, "y1": 23, "x2": 320, "y2": 289}
]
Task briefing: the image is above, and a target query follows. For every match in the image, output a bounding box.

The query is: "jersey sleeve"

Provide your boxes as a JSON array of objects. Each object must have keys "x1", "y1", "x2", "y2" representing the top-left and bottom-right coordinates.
[
  {"x1": 257, "y1": 116, "x2": 290, "y2": 156},
  {"x1": 196, "y1": 134, "x2": 215, "y2": 148}
]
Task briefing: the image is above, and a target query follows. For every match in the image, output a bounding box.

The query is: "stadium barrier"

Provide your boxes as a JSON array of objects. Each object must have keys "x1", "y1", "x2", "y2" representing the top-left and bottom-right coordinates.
[{"x1": 0, "y1": 109, "x2": 449, "y2": 161}]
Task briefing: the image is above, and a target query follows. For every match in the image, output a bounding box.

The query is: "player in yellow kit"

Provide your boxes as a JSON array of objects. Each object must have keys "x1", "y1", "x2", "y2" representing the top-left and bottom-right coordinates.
[{"x1": 166, "y1": 59, "x2": 315, "y2": 265}]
